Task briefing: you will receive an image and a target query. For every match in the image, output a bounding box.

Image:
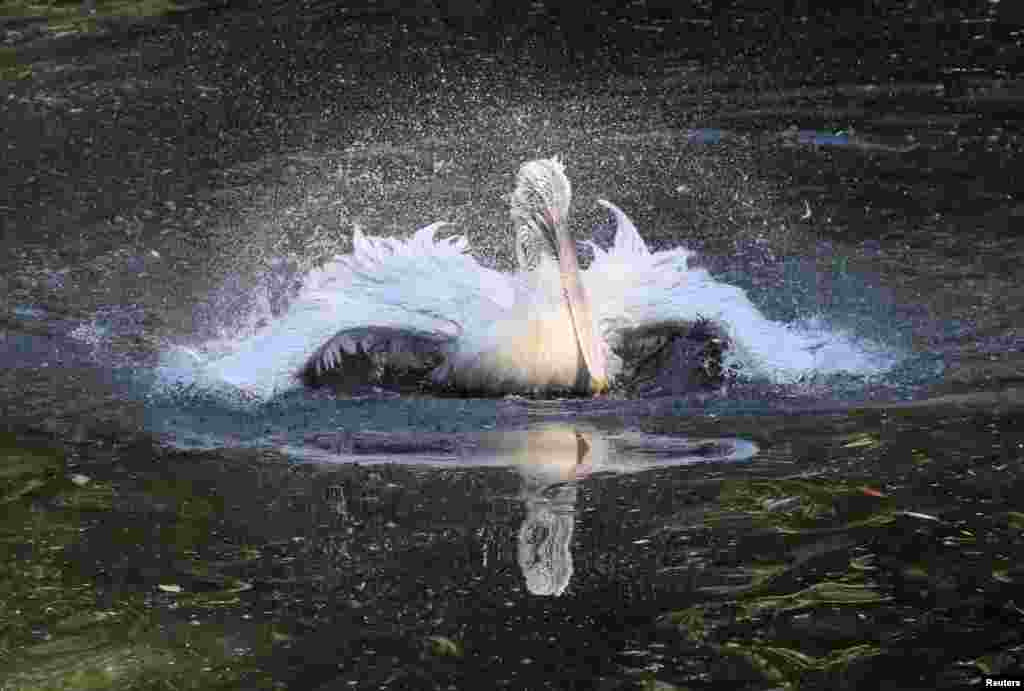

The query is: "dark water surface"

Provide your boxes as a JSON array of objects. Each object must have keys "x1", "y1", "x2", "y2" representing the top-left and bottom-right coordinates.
[{"x1": 2, "y1": 1, "x2": 1024, "y2": 689}]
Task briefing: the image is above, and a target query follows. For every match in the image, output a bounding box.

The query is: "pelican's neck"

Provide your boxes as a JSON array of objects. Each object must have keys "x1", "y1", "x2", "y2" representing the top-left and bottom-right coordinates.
[{"x1": 518, "y1": 256, "x2": 564, "y2": 305}]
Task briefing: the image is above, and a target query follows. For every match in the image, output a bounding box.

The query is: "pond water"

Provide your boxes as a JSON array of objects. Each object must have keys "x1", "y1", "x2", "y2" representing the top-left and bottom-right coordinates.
[{"x1": 2, "y1": 1, "x2": 1023, "y2": 689}]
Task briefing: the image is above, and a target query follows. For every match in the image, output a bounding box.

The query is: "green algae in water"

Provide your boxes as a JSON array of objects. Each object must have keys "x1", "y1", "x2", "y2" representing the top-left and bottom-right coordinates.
[
  {"x1": 998, "y1": 511, "x2": 1024, "y2": 532},
  {"x1": 0, "y1": 0, "x2": 185, "y2": 34},
  {"x1": 0, "y1": 434, "x2": 275, "y2": 690},
  {"x1": 0, "y1": 440, "x2": 61, "y2": 501},
  {"x1": 737, "y1": 582, "x2": 892, "y2": 619},
  {"x1": 424, "y1": 635, "x2": 463, "y2": 659},
  {"x1": 638, "y1": 680, "x2": 688, "y2": 691},
  {"x1": 713, "y1": 477, "x2": 899, "y2": 534},
  {"x1": 5, "y1": 640, "x2": 178, "y2": 691},
  {"x1": 722, "y1": 642, "x2": 882, "y2": 689},
  {"x1": 0, "y1": 47, "x2": 32, "y2": 81}
]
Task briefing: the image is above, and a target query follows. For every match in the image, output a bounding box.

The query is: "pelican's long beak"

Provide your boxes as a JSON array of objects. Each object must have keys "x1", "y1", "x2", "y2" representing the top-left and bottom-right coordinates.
[{"x1": 550, "y1": 209, "x2": 609, "y2": 394}]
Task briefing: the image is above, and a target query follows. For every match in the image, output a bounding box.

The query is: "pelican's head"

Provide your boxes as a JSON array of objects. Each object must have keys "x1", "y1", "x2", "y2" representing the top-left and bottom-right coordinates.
[
  {"x1": 509, "y1": 157, "x2": 572, "y2": 242},
  {"x1": 509, "y1": 157, "x2": 609, "y2": 394}
]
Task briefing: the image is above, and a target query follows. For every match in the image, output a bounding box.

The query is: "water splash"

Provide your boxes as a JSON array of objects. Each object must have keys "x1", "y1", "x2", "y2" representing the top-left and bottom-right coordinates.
[{"x1": 154, "y1": 200, "x2": 899, "y2": 400}]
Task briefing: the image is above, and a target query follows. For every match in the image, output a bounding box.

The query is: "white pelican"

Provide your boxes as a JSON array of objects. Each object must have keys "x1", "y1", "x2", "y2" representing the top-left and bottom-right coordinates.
[
  {"x1": 304, "y1": 157, "x2": 618, "y2": 396},
  {"x1": 298, "y1": 156, "x2": 729, "y2": 397},
  {"x1": 193, "y1": 157, "x2": 892, "y2": 399}
]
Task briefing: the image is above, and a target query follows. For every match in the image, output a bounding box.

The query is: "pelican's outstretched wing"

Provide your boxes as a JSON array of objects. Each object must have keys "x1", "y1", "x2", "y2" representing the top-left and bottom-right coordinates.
[
  {"x1": 203, "y1": 223, "x2": 516, "y2": 398},
  {"x1": 582, "y1": 201, "x2": 887, "y2": 383}
]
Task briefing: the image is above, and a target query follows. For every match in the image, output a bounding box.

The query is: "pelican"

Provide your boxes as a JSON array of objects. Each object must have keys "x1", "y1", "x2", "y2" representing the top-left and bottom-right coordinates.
[
  {"x1": 192, "y1": 157, "x2": 893, "y2": 400},
  {"x1": 298, "y1": 156, "x2": 726, "y2": 397}
]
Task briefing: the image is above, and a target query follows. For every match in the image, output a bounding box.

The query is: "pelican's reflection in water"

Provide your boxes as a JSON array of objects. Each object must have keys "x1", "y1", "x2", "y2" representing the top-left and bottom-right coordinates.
[
  {"x1": 483, "y1": 427, "x2": 602, "y2": 596},
  {"x1": 465, "y1": 424, "x2": 755, "y2": 597},
  {"x1": 518, "y1": 484, "x2": 575, "y2": 597},
  {"x1": 302, "y1": 423, "x2": 756, "y2": 597}
]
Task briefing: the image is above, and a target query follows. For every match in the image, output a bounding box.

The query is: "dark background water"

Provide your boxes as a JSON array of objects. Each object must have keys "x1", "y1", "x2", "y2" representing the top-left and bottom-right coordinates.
[{"x1": 2, "y1": 1, "x2": 1024, "y2": 689}]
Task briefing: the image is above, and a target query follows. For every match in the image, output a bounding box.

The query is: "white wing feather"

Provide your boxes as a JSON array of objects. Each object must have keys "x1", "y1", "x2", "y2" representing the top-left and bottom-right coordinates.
[
  {"x1": 204, "y1": 222, "x2": 516, "y2": 397},
  {"x1": 583, "y1": 201, "x2": 889, "y2": 381}
]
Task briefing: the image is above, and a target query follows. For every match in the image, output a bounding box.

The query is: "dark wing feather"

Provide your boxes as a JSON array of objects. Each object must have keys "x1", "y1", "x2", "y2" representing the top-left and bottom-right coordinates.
[{"x1": 299, "y1": 326, "x2": 453, "y2": 394}]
